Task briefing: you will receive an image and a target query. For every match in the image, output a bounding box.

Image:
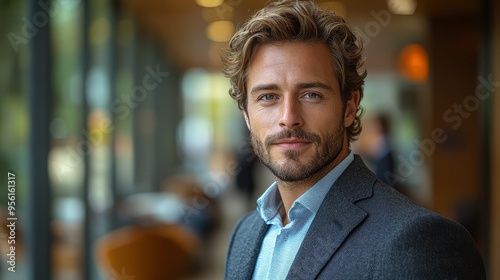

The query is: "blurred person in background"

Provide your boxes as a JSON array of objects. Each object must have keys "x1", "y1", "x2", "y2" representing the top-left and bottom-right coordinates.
[
  {"x1": 357, "y1": 114, "x2": 396, "y2": 185},
  {"x1": 221, "y1": 0, "x2": 485, "y2": 279},
  {"x1": 367, "y1": 114, "x2": 395, "y2": 185}
]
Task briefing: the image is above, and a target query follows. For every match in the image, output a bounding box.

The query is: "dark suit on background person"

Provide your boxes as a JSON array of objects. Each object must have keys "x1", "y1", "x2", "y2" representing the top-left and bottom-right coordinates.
[{"x1": 225, "y1": 156, "x2": 486, "y2": 280}]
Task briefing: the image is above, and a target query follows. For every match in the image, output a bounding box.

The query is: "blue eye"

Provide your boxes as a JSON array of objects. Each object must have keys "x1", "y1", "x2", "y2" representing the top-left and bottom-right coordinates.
[
  {"x1": 259, "y1": 94, "x2": 276, "y2": 101},
  {"x1": 303, "y1": 92, "x2": 320, "y2": 99}
]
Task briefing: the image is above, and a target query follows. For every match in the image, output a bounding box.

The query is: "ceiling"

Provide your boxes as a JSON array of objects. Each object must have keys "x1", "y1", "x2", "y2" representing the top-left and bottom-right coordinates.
[{"x1": 121, "y1": 0, "x2": 480, "y2": 72}]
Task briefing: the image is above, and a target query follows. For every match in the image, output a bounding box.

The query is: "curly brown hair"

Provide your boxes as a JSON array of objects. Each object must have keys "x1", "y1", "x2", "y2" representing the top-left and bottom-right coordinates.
[{"x1": 221, "y1": 0, "x2": 367, "y2": 142}]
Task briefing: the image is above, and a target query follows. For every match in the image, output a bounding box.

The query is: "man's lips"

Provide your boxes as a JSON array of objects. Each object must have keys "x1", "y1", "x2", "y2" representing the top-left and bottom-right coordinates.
[{"x1": 272, "y1": 138, "x2": 311, "y2": 150}]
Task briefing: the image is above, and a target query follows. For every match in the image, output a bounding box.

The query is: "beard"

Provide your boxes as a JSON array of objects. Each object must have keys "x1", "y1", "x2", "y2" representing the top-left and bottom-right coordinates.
[{"x1": 250, "y1": 123, "x2": 345, "y2": 182}]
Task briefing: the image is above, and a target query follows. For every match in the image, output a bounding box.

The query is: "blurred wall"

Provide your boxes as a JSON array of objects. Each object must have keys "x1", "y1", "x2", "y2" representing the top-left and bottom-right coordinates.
[
  {"x1": 491, "y1": 0, "x2": 500, "y2": 278},
  {"x1": 429, "y1": 15, "x2": 481, "y2": 218}
]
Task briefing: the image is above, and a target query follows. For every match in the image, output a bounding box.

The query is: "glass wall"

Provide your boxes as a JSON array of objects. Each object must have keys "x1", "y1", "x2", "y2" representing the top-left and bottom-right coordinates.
[{"x1": 1, "y1": 0, "x2": 181, "y2": 279}]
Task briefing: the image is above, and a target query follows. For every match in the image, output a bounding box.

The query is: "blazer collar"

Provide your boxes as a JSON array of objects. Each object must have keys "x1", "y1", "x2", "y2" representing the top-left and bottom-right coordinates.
[{"x1": 287, "y1": 155, "x2": 376, "y2": 279}]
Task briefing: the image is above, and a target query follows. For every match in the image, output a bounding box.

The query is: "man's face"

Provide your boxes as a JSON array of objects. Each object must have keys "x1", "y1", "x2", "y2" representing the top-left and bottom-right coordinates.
[{"x1": 244, "y1": 41, "x2": 358, "y2": 183}]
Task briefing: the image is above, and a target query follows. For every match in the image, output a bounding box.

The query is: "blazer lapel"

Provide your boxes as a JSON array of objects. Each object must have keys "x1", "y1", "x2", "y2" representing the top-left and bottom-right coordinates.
[{"x1": 287, "y1": 155, "x2": 376, "y2": 279}]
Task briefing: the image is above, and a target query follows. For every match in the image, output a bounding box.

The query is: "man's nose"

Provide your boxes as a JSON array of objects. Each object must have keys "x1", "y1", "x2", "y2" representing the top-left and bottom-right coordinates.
[{"x1": 278, "y1": 97, "x2": 304, "y2": 129}]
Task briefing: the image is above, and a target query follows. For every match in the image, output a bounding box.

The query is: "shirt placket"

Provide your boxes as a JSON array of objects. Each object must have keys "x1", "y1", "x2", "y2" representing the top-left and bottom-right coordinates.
[{"x1": 267, "y1": 226, "x2": 291, "y2": 279}]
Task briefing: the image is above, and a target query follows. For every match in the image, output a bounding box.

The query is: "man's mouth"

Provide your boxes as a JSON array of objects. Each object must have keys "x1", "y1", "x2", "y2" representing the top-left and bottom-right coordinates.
[{"x1": 273, "y1": 138, "x2": 311, "y2": 150}]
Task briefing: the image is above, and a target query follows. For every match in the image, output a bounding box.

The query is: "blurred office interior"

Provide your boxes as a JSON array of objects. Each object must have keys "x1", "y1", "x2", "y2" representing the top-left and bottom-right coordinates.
[{"x1": 0, "y1": 0, "x2": 499, "y2": 279}]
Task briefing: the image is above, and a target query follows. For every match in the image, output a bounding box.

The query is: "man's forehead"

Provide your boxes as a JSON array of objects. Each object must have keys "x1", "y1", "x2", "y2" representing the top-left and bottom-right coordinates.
[{"x1": 245, "y1": 42, "x2": 338, "y2": 88}]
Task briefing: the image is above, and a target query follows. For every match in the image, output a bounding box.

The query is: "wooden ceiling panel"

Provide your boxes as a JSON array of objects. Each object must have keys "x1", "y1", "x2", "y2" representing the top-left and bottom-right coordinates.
[{"x1": 121, "y1": 0, "x2": 480, "y2": 72}]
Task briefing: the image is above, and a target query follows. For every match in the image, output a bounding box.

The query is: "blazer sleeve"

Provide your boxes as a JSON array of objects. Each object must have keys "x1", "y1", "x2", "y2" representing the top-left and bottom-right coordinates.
[{"x1": 376, "y1": 213, "x2": 486, "y2": 280}]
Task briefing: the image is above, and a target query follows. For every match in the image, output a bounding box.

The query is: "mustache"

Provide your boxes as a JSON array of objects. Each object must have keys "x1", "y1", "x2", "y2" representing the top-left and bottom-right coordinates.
[{"x1": 265, "y1": 128, "x2": 321, "y2": 146}]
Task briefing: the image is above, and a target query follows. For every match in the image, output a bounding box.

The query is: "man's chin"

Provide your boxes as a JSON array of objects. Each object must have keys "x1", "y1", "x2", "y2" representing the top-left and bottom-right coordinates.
[
  {"x1": 266, "y1": 161, "x2": 310, "y2": 182},
  {"x1": 271, "y1": 148, "x2": 309, "y2": 161}
]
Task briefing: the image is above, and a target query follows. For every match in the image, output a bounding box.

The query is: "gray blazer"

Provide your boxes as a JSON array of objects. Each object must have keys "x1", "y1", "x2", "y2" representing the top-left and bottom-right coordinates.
[{"x1": 225, "y1": 155, "x2": 486, "y2": 279}]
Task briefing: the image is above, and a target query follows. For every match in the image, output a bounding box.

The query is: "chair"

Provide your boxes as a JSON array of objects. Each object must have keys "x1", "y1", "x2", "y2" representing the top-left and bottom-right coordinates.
[{"x1": 95, "y1": 223, "x2": 201, "y2": 280}]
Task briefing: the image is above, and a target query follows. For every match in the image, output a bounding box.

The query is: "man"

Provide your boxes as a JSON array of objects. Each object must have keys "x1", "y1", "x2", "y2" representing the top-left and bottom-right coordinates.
[{"x1": 221, "y1": 0, "x2": 486, "y2": 279}]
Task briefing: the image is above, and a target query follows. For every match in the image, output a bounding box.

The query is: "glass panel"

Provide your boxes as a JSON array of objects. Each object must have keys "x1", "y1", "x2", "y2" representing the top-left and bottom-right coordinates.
[
  {"x1": 113, "y1": 16, "x2": 136, "y2": 198},
  {"x1": 48, "y1": 0, "x2": 84, "y2": 279},
  {"x1": 0, "y1": 0, "x2": 30, "y2": 279},
  {"x1": 87, "y1": 0, "x2": 114, "y2": 279}
]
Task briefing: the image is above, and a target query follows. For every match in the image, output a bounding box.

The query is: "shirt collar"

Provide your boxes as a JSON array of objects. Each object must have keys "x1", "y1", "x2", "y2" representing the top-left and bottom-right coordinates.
[
  {"x1": 256, "y1": 181, "x2": 282, "y2": 223},
  {"x1": 257, "y1": 151, "x2": 354, "y2": 223}
]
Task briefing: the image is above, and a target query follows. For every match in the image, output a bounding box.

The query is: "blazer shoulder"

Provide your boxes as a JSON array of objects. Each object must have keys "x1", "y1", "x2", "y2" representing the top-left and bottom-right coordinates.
[
  {"x1": 349, "y1": 180, "x2": 486, "y2": 279},
  {"x1": 226, "y1": 210, "x2": 261, "y2": 261},
  {"x1": 225, "y1": 211, "x2": 267, "y2": 280},
  {"x1": 375, "y1": 202, "x2": 486, "y2": 279}
]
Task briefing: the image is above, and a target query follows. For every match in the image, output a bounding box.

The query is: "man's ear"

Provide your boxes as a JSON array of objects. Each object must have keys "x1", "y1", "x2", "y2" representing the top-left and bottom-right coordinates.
[
  {"x1": 243, "y1": 110, "x2": 251, "y2": 130},
  {"x1": 344, "y1": 90, "x2": 360, "y2": 128}
]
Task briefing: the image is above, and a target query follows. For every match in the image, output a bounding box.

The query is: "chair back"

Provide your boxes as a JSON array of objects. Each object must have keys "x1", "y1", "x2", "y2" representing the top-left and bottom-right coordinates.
[{"x1": 95, "y1": 223, "x2": 201, "y2": 279}]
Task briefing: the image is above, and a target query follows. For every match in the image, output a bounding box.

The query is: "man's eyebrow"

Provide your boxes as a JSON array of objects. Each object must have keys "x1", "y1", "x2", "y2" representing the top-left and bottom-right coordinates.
[
  {"x1": 296, "y1": 82, "x2": 334, "y2": 91},
  {"x1": 249, "y1": 84, "x2": 280, "y2": 95},
  {"x1": 249, "y1": 82, "x2": 334, "y2": 95}
]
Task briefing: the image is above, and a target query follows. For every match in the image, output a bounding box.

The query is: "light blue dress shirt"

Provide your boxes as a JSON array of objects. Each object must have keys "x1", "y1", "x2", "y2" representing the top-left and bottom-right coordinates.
[{"x1": 252, "y1": 152, "x2": 354, "y2": 280}]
